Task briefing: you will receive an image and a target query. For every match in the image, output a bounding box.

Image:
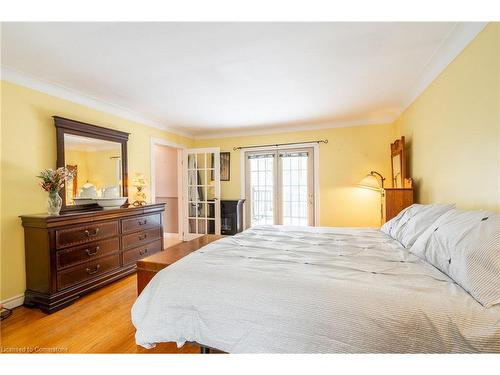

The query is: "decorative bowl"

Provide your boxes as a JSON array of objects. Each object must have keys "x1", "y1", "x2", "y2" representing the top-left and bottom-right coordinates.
[
  {"x1": 94, "y1": 197, "x2": 127, "y2": 210},
  {"x1": 73, "y1": 197, "x2": 96, "y2": 205}
]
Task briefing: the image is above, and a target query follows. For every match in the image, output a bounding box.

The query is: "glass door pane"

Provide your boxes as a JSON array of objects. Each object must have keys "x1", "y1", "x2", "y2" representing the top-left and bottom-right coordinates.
[{"x1": 247, "y1": 153, "x2": 275, "y2": 226}]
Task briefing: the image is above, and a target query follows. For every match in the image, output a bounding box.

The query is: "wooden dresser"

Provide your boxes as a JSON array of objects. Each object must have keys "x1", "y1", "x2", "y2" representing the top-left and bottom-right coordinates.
[
  {"x1": 382, "y1": 188, "x2": 414, "y2": 223},
  {"x1": 20, "y1": 203, "x2": 165, "y2": 313}
]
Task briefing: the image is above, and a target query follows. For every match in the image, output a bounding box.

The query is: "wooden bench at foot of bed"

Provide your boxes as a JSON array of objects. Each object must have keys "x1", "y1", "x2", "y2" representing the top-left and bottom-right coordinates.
[{"x1": 136, "y1": 234, "x2": 222, "y2": 295}]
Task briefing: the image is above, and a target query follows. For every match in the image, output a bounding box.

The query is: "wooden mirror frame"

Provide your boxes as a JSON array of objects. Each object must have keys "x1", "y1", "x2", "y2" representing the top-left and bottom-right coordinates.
[
  {"x1": 54, "y1": 116, "x2": 130, "y2": 212},
  {"x1": 390, "y1": 136, "x2": 407, "y2": 188}
]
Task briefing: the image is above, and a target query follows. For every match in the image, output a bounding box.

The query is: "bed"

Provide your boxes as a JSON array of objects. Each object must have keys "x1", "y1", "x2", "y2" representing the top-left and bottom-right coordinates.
[{"x1": 131, "y1": 224, "x2": 500, "y2": 353}]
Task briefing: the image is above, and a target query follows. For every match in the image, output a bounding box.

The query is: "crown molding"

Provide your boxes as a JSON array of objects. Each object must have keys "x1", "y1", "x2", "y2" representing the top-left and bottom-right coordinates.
[
  {"x1": 194, "y1": 116, "x2": 398, "y2": 140},
  {"x1": 400, "y1": 22, "x2": 488, "y2": 112},
  {"x1": 1, "y1": 65, "x2": 194, "y2": 139}
]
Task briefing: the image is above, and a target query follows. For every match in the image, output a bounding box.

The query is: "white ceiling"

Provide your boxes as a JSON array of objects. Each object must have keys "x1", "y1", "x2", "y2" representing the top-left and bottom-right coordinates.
[{"x1": 0, "y1": 22, "x2": 486, "y2": 138}]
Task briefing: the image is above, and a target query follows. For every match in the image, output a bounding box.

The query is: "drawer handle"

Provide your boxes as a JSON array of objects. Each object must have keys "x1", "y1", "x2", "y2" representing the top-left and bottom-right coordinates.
[
  {"x1": 85, "y1": 246, "x2": 100, "y2": 257},
  {"x1": 138, "y1": 233, "x2": 148, "y2": 241},
  {"x1": 86, "y1": 264, "x2": 100, "y2": 275},
  {"x1": 84, "y1": 228, "x2": 100, "y2": 237},
  {"x1": 139, "y1": 248, "x2": 148, "y2": 256},
  {"x1": 138, "y1": 219, "x2": 147, "y2": 226}
]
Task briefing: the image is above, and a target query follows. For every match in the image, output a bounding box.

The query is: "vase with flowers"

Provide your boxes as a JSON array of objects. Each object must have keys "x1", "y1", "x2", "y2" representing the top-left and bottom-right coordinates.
[{"x1": 37, "y1": 167, "x2": 72, "y2": 215}]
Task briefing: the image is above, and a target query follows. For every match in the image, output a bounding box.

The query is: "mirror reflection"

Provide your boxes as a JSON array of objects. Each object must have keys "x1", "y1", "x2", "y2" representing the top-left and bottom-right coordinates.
[
  {"x1": 64, "y1": 134, "x2": 122, "y2": 205},
  {"x1": 392, "y1": 154, "x2": 402, "y2": 188}
]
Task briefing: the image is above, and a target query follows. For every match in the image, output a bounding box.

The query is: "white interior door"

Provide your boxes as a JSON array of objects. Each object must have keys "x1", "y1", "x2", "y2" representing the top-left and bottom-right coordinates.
[{"x1": 183, "y1": 148, "x2": 220, "y2": 240}]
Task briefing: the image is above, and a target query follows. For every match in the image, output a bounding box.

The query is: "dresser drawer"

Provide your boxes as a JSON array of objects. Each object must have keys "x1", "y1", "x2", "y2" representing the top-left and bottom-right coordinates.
[
  {"x1": 121, "y1": 213, "x2": 161, "y2": 234},
  {"x1": 123, "y1": 239, "x2": 162, "y2": 266},
  {"x1": 56, "y1": 221, "x2": 119, "y2": 249},
  {"x1": 56, "y1": 237, "x2": 119, "y2": 270},
  {"x1": 57, "y1": 254, "x2": 120, "y2": 291},
  {"x1": 122, "y1": 227, "x2": 162, "y2": 250}
]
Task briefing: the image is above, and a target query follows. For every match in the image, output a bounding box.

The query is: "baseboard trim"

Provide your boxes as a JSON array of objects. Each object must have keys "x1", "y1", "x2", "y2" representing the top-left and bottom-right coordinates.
[
  {"x1": 1, "y1": 294, "x2": 25, "y2": 309},
  {"x1": 164, "y1": 232, "x2": 180, "y2": 239}
]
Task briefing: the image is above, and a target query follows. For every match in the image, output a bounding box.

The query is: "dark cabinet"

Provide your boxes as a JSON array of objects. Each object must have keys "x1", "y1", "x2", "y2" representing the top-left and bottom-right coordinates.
[{"x1": 221, "y1": 200, "x2": 245, "y2": 235}]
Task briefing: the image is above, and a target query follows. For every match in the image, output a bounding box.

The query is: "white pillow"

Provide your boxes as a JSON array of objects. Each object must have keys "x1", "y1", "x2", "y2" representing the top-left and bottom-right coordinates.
[
  {"x1": 391, "y1": 204, "x2": 455, "y2": 248},
  {"x1": 381, "y1": 204, "x2": 455, "y2": 248},
  {"x1": 381, "y1": 205, "x2": 410, "y2": 236},
  {"x1": 410, "y1": 209, "x2": 500, "y2": 308}
]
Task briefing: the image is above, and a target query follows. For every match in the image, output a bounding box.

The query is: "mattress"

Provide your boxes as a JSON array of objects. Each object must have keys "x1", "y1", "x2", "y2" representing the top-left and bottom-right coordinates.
[{"x1": 131, "y1": 225, "x2": 500, "y2": 353}]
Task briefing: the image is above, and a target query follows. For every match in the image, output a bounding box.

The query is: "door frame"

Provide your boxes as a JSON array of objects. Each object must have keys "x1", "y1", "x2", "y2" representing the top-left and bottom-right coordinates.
[
  {"x1": 240, "y1": 142, "x2": 320, "y2": 229},
  {"x1": 150, "y1": 137, "x2": 186, "y2": 241}
]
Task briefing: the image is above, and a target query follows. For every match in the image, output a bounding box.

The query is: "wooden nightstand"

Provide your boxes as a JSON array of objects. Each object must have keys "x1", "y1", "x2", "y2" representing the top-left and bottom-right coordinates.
[
  {"x1": 136, "y1": 234, "x2": 222, "y2": 295},
  {"x1": 382, "y1": 188, "x2": 414, "y2": 223}
]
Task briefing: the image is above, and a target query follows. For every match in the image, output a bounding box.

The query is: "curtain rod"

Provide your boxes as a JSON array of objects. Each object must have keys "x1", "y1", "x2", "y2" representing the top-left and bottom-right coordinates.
[{"x1": 233, "y1": 139, "x2": 328, "y2": 151}]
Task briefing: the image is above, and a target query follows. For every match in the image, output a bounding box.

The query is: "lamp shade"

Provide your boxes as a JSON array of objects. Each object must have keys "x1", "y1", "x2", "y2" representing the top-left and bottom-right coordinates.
[
  {"x1": 132, "y1": 173, "x2": 148, "y2": 188},
  {"x1": 358, "y1": 174, "x2": 382, "y2": 191}
]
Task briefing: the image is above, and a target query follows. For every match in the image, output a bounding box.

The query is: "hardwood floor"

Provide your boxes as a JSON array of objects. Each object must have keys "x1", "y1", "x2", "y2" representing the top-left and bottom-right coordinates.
[{"x1": 0, "y1": 274, "x2": 198, "y2": 354}]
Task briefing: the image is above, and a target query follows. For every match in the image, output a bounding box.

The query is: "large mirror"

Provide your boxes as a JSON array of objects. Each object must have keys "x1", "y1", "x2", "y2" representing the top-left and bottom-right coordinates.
[
  {"x1": 55, "y1": 116, "x2": 129, "y2": 211},
  {"x1": 390, "y1": 136, "x2": 406, "y2": 188}
]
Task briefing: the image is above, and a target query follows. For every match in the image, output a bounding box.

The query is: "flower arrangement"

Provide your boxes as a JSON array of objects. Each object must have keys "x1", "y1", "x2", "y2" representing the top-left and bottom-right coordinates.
[
  {"x1": 37, "y1": 167, "x2": 73, "y2": 215},
  {"x1": 37, "y1": 168, "x2": 72, "y2": 193}
]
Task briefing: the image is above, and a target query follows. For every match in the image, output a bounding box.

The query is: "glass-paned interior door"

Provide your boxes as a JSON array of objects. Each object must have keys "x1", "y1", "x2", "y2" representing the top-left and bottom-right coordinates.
[
  {"x1": 245, "y1": 147, "x2": 314, "y2": 228},
  {"x1": 183, "y1": 148, "x2": 220, "y2": 240}
]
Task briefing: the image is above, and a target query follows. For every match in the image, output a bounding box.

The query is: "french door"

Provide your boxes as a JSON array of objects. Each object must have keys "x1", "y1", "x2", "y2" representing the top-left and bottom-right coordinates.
[
  {"x1": 183, "y1": 148, "x2": 221, "y2": 240},
  {"x1": 245, "y1": 147, "x2": 315, "y2": 228}
]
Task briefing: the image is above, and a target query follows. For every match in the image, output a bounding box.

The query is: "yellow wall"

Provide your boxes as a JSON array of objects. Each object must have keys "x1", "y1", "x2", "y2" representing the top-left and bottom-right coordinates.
[
  {"x1": 393, "y1": 23, "x2": 500, "y2": 212},
  {"x1": 85, "y1": 149, "x2": 122, "y2": 190},
  {"x1": 0, "y1": 80, "x2": 193, "y2": 301},
  {"x1": 65, "y1": 149, "x2": 90, "y2": 187},
  {"x1": 194, "y1": 123, "x2": 394, "y2": 228}
]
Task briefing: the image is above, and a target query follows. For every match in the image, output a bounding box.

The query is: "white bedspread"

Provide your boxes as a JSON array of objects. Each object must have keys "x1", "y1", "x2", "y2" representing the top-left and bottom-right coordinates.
[{"x1": 131, "y1": 225, "x2": 500, "y2": 353}]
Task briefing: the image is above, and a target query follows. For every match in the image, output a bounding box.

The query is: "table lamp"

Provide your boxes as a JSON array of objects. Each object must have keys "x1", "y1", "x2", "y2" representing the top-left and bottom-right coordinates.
[
  {"x1": 358, "y1": 171, "x2": 386, "y2": 192},
  {"x1": 132, "y1": 173, "x2": 148, "y2": 206}
]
